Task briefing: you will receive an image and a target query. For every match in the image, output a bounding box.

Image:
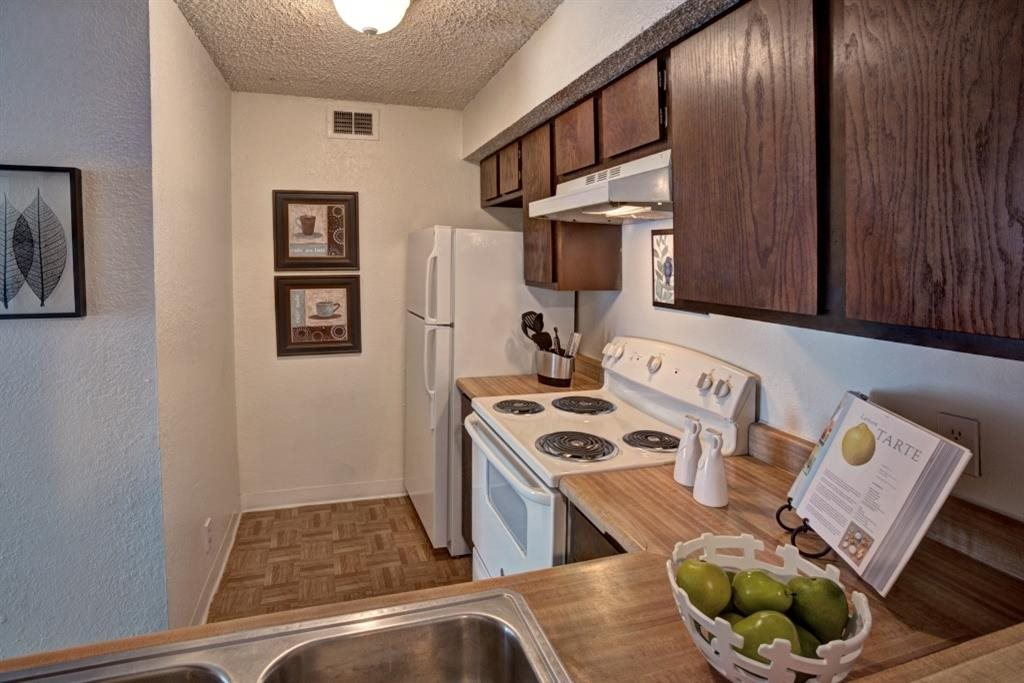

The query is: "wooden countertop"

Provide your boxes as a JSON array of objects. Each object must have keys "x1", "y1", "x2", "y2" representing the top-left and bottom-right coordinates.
[
  {"x1": 456, "y1": 372, "x2": 601, "y2": 399},
  {"x1": 0, "y1": 553, "x2": 696, "y2": 681},
  {"x1": 559, "y1": 460, "x2": 1024, "y2": 677}
]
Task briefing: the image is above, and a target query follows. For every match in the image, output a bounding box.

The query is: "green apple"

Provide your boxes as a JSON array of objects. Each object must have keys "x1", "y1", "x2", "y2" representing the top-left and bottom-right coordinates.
[
  {"x1": 720, "y1": 612, "x2": 744, "y2": 626},
  {"x1": 675, "y1": 559, "x2": 732, "y2": 618},
  {"x1": 732, "y1": 570, "x2": 793, "y2": 615},
  {"x1": 794, "y1": 623, "x2": 822, "y2": 659},
  {"x1": 732, "y1": 610, "x2": 801, "y2": 663},
  {"x1": 788, "y1": 576, "x2": 849, "y2": 643}
]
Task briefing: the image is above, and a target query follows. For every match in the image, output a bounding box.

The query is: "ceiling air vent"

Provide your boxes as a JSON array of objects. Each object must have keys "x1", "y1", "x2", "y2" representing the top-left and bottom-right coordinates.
[{"x1": 327, "y1": 108, "x2": 379, "y2": 141}]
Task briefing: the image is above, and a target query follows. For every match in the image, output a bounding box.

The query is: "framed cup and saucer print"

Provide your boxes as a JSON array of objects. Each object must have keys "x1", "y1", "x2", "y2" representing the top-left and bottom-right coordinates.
[
  {"x1": 272, "y1": 190, "x2": 359, "y2": 270},
  {"x1": 272, "y1": 190, "x2": 361, "y2": 357}
]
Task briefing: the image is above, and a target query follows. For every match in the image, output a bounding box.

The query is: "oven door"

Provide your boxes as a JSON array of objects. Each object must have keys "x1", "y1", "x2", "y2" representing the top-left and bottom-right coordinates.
[{"x1": 466, "y1": 414, "x2": 565, "y2": 577}]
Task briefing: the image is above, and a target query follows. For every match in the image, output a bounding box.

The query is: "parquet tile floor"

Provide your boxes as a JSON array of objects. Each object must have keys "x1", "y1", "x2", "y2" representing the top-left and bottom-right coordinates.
[{"x1": 207, "y1": 496, "x2": 472, "y2": 622}]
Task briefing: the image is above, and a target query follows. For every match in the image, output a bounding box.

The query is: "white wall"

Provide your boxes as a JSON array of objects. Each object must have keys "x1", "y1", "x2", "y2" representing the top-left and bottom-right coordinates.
[
  {"x1": 231, "y1": 93, "x2": 510, "y2": 509},
  {"x1": 149, "y1": 0, "x2": 240, "y2": 628},
  {"x1": 580, "y1": 221, "x2": 1024, "y2": 521},
  {"x1": 0, "y1": 0, "x2": 167, "y2": 657},
  {"x1": 461, "y1": 0, "x2": 684, "y2": 156}
]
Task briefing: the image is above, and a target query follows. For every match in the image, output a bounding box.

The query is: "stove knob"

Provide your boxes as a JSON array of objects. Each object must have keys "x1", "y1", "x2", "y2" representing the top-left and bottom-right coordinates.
[
  {"x1": 647, "y1": 355, "x2": 663, "y2": 373},
  {"x1": 696, "y1": 371, "x2": 714, "y2": 392},
  {"x1": 714, "y1": 378, "x2": 731, "y2": 399},
  {"x1": 613, "y1": 343, "x2": 625, "y2": 360}
]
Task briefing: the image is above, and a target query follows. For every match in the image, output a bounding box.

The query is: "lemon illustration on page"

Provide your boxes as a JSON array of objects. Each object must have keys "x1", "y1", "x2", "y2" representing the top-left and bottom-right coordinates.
[{"x1": 841, "y1": 423, "x2": 876, "y2": 466}]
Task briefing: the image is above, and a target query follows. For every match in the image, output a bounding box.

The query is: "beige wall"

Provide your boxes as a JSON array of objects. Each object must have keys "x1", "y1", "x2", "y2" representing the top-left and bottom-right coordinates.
[
  {"x1": 0, "y1": 0, "x2": 166, "y2": 657},
  {"x1": 580, "y1": 221, "x2": 1024, "y2": 521},
  {"x1": 231, "y1": 92, "x2": 513, "y2": 509},
  {"x1": 461, "y1": 0, "x2": 684, "y2": 156},
  {"x1": 150, "y1": 0, "x2": 240, "y2": 627}
]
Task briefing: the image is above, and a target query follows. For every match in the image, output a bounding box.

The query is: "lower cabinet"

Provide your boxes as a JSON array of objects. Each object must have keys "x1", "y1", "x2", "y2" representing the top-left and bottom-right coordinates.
[
  {"x1": 460, "y1": 392, "x2": 473, "y2": 550},
  {"x1": 566, "y1": 502, "x2": 626, "y2": 563}
]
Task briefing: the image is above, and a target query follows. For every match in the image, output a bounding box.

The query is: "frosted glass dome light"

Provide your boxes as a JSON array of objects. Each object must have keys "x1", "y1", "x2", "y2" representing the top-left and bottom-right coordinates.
[{"x1": 333, "y1": 0, "x2": 410, "y2": 35}]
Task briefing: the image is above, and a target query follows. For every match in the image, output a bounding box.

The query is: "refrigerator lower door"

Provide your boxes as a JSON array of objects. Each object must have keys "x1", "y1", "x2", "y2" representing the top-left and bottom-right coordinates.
[{"x1": 403, "y1": 311, "x2": 452, "y2": 549}]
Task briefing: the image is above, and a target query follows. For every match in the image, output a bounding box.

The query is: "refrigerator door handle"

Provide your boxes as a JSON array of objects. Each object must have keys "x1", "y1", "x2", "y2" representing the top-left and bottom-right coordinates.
[
  {"x1": 424, "y1": 245, "x2": 439, "y2": 324},
  {"x1": 423, "y1": 326, "x2": 437, "y2": 430}
]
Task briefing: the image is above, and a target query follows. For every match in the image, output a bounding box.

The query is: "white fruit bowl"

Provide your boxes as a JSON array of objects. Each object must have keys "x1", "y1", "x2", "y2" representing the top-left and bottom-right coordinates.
[{"x1": 666, "y1": 533, "x2": 872, "y2": 683}]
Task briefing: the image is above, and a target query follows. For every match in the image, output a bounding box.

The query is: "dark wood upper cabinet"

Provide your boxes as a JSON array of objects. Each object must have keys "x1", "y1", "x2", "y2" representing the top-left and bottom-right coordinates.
[
  {"x1": 600, "y1": 59, "x2": 664, "y2": 160},
  {"x1": 521, "y1": 125, "x2": 555, "y2": 285},
  {"x1": 841, "y1": 0, "x2": 1024, "y2": 339},
  {"x1": 498, "y1": 141, "x2": 521, "y2": 196},
  {"x1": 520, "y1": 123, "x2": 621, "y2": 291},
  {"x1": 671, "y1": 0, "x2": 818, "y2": 315},
  {"x1": 554, "y1": 98, "x2": 597, "y2": 176},
  {"x1": 480, "y1": 154, "x2": 499, "y2": 202}
]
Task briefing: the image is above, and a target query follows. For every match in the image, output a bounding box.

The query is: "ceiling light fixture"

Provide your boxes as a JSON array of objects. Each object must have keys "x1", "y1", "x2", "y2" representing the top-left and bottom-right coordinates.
[{"x1": 333, "y1": 0, "x2": 410, "y2": 35}]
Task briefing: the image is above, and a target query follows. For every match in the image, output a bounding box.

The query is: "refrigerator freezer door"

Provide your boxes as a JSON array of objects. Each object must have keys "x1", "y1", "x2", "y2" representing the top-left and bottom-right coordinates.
[
  {"x1": 405, "y1": 225, "x2": 453, "y2": 325},
  {"x1": 403, "y1": 311, "x2": 452, "y2": 549}
]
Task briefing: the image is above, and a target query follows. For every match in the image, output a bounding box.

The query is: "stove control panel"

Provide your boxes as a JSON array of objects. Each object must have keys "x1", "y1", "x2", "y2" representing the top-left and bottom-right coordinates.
[{"x1": 601, "y1": 336, "x2": 757, "y2": 423}]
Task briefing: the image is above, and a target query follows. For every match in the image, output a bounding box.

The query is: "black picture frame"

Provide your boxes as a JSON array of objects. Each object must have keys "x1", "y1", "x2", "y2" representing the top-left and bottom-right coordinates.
[
  {"x1": 273, "y1": 190, "x2": 359, "y2": 270},
  {"x1": 274, "y1": 275, "x2": 361, "y2": 356},
  {"x1": 0, "y1": 164, "x2": 86, "y2": 318}
]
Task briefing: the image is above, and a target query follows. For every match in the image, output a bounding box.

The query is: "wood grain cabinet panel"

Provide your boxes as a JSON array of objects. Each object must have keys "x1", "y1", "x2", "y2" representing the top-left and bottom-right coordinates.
[
  {"x1": 554, "y1": 223, "x2": 621, "y2": 291},
  {"x1": 498, "y1": 142, "x2": 521, "y2": 195},
  {"x1": 601, "y1": 59, "x2": 663, "y2": 159},
  {"x1": 554, "y1": 98, "x2": 597, "y2": 176},
  {"x1": 670, "y1": 0, "x2": 818, "y2": 314},
  {"x1": 842, "y1": 0, "x2": 1024, "y2": 338},
  {"x1": 521, "y1": 125, "x2": 555, "y2": 285},
  {"x1": 479, "y1": 154, "x2": 498, "y2": 202}
]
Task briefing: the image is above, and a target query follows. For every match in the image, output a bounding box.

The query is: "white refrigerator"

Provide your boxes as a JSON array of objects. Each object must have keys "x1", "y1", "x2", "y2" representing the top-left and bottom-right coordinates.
[{"x1": 404, "y1": 225, "x2": 574, "y2": 556}]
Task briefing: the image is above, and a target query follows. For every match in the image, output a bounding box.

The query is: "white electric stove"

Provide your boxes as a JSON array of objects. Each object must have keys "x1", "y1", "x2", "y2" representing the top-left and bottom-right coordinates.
[{"x1": 467, "y1": 336, "x2": 758, "y2": 580}]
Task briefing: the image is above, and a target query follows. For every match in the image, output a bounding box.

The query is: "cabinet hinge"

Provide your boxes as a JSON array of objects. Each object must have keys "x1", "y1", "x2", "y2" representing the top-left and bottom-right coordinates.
[
  {"x1": 660, "y1": 105, "x2": 669, "y2": 128},
  {"x1": 658, "y1": 68, "x2": 667, "y2": 91}
]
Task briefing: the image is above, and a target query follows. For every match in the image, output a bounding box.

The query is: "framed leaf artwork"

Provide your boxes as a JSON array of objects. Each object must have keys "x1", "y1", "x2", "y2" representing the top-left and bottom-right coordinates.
[
  {"x1": 0, "y1": 165, "x2": 86, "y2": 318},
  {"x1": 274, "y1": 275, "x2": 361, "y2": 356},
  {"x1": 652, "y1": 229, "x2": 674, "y2": 307},
  {"x1": 273, "y1": 190, "x2": 359, "y2": 270}
]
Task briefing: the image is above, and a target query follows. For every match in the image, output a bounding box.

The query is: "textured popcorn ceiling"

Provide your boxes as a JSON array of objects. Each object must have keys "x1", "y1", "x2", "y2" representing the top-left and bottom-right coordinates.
[{"x1": 174, "y1": 0, "x2": 562, "y2": 109}]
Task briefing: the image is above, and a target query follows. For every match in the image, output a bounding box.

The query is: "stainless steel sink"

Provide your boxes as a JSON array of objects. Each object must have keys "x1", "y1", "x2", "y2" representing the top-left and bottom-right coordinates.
[
  {"x1": 2, "y1": 591, "x2": 570, "y2": 683},
  {"x1": 102, "y1": 668, "x2": 228, "y2": 683}
]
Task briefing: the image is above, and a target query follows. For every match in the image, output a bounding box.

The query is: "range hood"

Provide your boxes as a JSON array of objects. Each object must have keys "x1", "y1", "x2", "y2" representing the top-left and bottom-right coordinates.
[{"x1": 528, "y1": 150, "x2": 672, "y2": 224}]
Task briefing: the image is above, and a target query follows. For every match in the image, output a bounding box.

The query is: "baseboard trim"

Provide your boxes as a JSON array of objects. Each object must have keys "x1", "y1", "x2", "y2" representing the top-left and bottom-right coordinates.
[
  {"x1": 190, "y1": 510, "x2": 240, "y2": 626},
  {"x1": 241, "y1": 478, "x2": 406, "y2": 512}
]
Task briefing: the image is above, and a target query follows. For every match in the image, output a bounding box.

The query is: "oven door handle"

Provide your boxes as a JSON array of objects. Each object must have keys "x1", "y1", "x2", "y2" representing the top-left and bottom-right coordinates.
[{"x1": 465, "y1": 415, "x2": 551, "y2": 506}]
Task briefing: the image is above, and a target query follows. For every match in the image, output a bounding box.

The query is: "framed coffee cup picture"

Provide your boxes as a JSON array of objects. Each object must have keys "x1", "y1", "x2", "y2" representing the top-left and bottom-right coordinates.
[
  {"x1": 275, "y1": 275, "x2": 361, "y2": 356},
  {"x1": 273, "y1": 190, "x2": 359, "y2": 270}
]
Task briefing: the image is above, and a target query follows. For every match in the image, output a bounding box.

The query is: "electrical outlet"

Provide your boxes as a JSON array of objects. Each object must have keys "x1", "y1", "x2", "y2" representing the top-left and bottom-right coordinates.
[
  {"x1": 202, "y1": 517, "x2": 213, "y2": 554},
  {"x1": 937, "y1": 412, "x2": 980, "y2": 477}
]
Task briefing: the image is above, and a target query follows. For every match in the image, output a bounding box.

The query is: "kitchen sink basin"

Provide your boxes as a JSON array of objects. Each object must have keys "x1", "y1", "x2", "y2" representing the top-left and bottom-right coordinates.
[
  {"x1": 263, "y1": 614, "x2": 539, "y2": 683},
  {"x1": 103, "y1": 668, "x2": 228, "y2": 683},
  {"x1": 1, "y1": 591, "x2": 569, "y2": 683}
]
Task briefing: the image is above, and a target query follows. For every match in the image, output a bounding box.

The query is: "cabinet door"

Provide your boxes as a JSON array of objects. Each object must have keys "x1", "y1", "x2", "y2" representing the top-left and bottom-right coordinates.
[
  {"x1": 601, "y1": 59, "x2": 663, "y2": 159},
  {"x1": 521, "y1": 125, "x2": 555, "y2": 285},
  {"x1": 554, "y1": 98, "x2": 597, "y2": 176},
  {"x1": 480, "y1": 154, "x2": 499, "y2": 202},
  {"x1": 671, "y1": 0, "x2": 818, "y2": 314},
  {"x1": 842, "y1": 0, "x2": 1024, "y2": 338},
  {"x1": 498, "y1": 142, "x2": 521, "y2": 195},
  {"x1": 554, "y1": 223, "x2": 621, "y2": 291}
]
